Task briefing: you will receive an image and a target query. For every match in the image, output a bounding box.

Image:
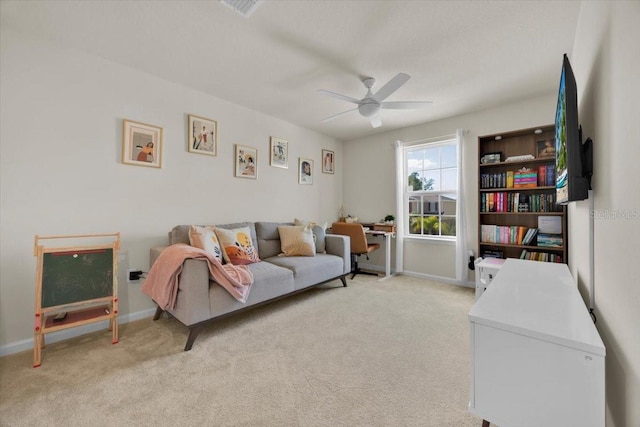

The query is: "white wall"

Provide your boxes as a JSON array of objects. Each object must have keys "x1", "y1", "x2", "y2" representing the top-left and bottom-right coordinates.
[
  {"x1": 570, "y1": 2, "x2": 640, "y2": 426},
  {"x1": 343, "y1": 94, "x2": 557, "y2": 282},
  {"x1": 0, "y1": 28, "x2": 342, "y2": 350}
]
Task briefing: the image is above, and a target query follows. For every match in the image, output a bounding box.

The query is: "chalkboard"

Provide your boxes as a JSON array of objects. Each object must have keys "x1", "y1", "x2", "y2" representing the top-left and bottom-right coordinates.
[{"x1": 41, "y1": 248, "x2": 114, "y2": 308}]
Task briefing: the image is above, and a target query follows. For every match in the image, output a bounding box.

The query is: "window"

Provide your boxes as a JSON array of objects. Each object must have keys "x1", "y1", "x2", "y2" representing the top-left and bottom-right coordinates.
[{"x1": 404, "y1": 138, "x2": 458, "y2": 239}]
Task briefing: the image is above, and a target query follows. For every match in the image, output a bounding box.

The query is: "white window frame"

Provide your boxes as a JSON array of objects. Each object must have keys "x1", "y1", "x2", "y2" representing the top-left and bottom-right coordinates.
[{"x1": 402, "y1": 136, "x2": 458, "y2": 242}]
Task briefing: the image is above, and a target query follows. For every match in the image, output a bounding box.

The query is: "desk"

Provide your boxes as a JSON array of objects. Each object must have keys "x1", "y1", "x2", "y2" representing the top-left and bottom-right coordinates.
[{"x1": 364, "y1": 229, "x2": 395, "y2": 278}]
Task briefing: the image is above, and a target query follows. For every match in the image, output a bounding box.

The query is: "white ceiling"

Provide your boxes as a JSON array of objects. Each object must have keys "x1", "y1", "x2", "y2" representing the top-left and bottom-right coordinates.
[{"x1": 0, "y1": 0, "x2": 581, "y2": 142}]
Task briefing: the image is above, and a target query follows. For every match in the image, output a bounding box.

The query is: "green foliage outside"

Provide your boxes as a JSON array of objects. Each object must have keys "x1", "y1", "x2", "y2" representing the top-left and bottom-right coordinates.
[
  {"x1": 408, "y1": 172, "x2": 434, "y2": 191},
  {"x1": 409, "y1": 216, "x2": 456, "y2": 236}
]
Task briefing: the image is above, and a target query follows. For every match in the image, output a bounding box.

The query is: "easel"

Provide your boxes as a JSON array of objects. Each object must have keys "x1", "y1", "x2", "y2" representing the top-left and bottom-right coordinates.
[{"x1": 33, "y1": 233, "x2": 120, "y2": 367}]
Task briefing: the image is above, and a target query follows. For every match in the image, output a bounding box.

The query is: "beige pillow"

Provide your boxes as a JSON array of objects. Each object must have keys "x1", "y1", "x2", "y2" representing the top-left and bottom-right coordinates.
[
  {"x1": 294, "y1": 218, "x2": 327, "y2": 253},
  {"x1": 214, "y1": 226, "x2": 260, "y2": 265},
  {"x1": 188, "y1": 225, "x2": 224, "y2": 262},
  {"x1": 278, "y1": 225, "x2": 316, "y2": 257}
]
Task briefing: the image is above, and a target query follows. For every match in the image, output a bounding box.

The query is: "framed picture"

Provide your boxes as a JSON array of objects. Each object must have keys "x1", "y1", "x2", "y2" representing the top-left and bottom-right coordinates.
[
  {"x1": 235, "y1": 144, "x2": 257, "y2": 179},
  {"x1": 322, "y1": 149, "x2": 335, "y2": 174},
  {"x1": 537, "y1": 139, "x2": 556, "y2": 158},
  {"x1": 188, "y1": 114, "x2": 217, "y2": 156},
  {"x1": 298, "y1": 157, "x2": 313, "y2": 185},
  {"x1": 122, "y1": 119, "x2": 163, "y2": 168},
  {"x1": 269, "y1": 137, "x2": 288, "y2": 169}
]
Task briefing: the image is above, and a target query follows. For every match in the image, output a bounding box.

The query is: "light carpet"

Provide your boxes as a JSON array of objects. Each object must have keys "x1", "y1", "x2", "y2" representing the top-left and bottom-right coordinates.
[{"x1": 0, "y1": 274, "x2": 482, "y2": 426}]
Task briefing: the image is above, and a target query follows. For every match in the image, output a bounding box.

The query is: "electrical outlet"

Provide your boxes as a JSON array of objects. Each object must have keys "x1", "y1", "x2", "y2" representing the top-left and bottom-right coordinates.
[{"x1": 127, "y1": 268, "x2": 142, "y2": 283}]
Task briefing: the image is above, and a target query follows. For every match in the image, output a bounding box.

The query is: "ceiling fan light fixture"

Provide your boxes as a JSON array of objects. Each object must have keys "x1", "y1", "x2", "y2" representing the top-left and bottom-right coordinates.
[
  {"x1": 219, "y1": 0, "x2": 262, "y2": 17},
  {"x1": 358, "y1": 102, "x2": 379, "y2": 118}
]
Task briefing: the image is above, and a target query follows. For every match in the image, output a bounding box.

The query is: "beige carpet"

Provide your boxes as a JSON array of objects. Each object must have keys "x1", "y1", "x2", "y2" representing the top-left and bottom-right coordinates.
[{"x1": 0, "y1": 274, "x2": 482, "y2": 427}]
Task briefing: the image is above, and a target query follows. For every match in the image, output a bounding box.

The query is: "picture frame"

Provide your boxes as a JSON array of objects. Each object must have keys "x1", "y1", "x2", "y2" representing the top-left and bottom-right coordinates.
[
  {"x1": 235, "y1": 144, "x2": 257, "y2": 179},
  {"x1": 537, "y1": 139, "x2": 556, "y2": 158},
  {"x1": 269, "y1": 137, "x2": 288, "y2": 169},
  {"x1": 321, "y1": 149, "x2": 335, "y2": 174},
  {"x1": 187, "y1": 114, "x2": 217, "y2": 156},
  {"x1": 122, "y1": 119, "x2": 163, "y2": 168},
  {"x1": 298, "y1": 157, "x2": 313, "y2": 185}
]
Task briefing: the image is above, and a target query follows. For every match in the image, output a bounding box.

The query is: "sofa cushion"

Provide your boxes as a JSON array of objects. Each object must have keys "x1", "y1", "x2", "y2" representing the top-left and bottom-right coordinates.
[
  {"x1": 255, "y1": 221, "x2": 293, "y2": 259},
  {"x1": 278, "y1": 225, "x2": 315, "y2": 257},
  {"x1": 265, "y1": 253, "x2": 344, "y2": 290},
  {"x1": 214, "y1": 226, "x2": 261, "y2": 265},
  {"x1": 208, "y1": 261, "x2": 295, "y2": 315},
  {"x1": 188, "y1": 225, "x2": 224, "y2": 262}
]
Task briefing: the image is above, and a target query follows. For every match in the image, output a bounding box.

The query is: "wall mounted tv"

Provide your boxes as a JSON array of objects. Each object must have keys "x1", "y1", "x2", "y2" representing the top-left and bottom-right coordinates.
[{"x1": 555, "y1": 53, "x2": 592, "y2": 204}]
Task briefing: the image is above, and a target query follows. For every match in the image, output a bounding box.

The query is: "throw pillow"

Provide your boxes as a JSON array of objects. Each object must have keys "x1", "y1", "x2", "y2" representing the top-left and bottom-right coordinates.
[
  {"x1": 278, "y1": 225, "x2": 316, "y2": 257},
  {"x1": 188, "y1": 225, "x2": 224, "y2": 262},
  {"x1": 214, "y1": 226, "x2": 261, "y2": 265},
  {"x1": 294, "y1": 218, "x2": 327, "y2": 253}
]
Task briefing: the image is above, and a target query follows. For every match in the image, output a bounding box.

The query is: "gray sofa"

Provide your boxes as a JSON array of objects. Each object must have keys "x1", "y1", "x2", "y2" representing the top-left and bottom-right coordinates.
[{"x1": 149, "y1": 222, "x2": 351, "y2": 350}]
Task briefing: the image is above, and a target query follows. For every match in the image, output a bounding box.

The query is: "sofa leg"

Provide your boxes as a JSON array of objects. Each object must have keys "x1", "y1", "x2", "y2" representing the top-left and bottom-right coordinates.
[
  {"x1": 184, "y1": 325, "x2": 202, "y2": 351},
  {"x1": 340, "y1": 276, "x2": 347, "y2": 287},
  {"x1": 153, "y1": 306, "x2": 164, "y2": 321}
]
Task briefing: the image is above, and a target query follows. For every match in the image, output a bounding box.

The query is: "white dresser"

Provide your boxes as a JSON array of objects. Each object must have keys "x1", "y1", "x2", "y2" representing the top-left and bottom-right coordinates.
[{"x1": 468, "y1": 259, "x2": 605, "y2": 427}]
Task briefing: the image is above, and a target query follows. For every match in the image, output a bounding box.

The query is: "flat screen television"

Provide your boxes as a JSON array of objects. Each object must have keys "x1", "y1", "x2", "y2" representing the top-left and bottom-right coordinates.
[{"x1": 555, "y1": 53, "x2": 592, "y2": 204}]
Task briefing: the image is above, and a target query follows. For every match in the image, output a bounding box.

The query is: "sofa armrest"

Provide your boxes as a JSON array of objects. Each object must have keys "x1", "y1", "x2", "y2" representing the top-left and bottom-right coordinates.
[
  {"x1": 325, "y1": 234, "x2": 351, "y2": 275},
  {"x1": 149, "y1": 245, "x2": 212, "y2": 326},
  {"x1": 150, "y1": 245, "x2": 169, "y2": 266}
]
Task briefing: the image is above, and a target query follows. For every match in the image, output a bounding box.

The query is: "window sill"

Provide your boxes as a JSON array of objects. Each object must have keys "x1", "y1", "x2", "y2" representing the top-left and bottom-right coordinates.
[{"x1": 403, "y1": 235, "x2": 456, "y2": 245}]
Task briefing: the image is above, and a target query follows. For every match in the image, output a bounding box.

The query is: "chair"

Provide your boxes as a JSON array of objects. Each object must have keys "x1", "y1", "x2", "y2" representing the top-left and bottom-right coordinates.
[{"x1": 331, "y1": 222, "x2": 380, "y2": 279}]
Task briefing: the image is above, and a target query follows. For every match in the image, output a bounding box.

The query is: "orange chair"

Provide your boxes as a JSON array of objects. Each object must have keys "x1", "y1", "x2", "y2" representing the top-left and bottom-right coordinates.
[{"x1": 331, "y1": 222, "x2": 380, "y2": 279}]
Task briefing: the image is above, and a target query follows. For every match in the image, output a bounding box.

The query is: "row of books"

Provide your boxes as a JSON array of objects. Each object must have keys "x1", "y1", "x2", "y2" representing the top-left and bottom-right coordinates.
[
  {"x1": 481, "y1": 225, "x2": 564, "y2": 248},
  {"x1": 481, "y1": 225, "x2": 535, "y2": 245},
  {"x1": 480, "y1": 192, "x2": 562, "y2": 213},
  {"x1": 520, "y1": 249, "x2": 563, "y2": 263},
  {"x1": 480, "y1": 166, "x2": 556, "y2": 189}
]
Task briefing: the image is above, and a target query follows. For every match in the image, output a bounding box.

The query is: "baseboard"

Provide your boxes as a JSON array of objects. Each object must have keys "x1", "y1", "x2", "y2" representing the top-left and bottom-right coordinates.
[
  {"x1": 400, "y1": 270, "x2": 475, "y2": 289},
  {"x1": 0, "y1": 308, "x2": 157, "y2": 357},
  {"x1": 358, "y1": 262, "x2": 474, "y2": 289}
]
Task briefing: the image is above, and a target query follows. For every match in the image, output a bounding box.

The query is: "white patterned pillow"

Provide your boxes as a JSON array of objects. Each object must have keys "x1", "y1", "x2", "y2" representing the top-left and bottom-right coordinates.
[
  {"x1": 294, "y1": 218, "x2": 327, "y2": 253},
  {"x1": 278, "y1": 225, "x2": 316, "y2": 257},
  {"x1": 188, "y1": 225, "x2": 224, "y2": 262},
  {"x1": 213, "y1": 226, "x2": 261, "y2": 265}
]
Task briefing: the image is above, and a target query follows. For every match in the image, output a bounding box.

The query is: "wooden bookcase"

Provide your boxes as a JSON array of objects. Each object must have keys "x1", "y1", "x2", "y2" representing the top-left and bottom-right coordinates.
[{"x1": 478, "y1": 125, "x2": 567, "y2": 263}]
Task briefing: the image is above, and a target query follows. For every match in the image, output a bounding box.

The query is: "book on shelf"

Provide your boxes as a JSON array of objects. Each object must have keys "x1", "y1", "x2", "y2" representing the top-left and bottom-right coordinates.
[
  {"x1": 538, "y1": 165, "x2": 547, "y2": 186},
  {"x1": 506, "y1": 170, "x2": 514, "y2": 188},
  {"x1": 521, "y1": 228, "x2": 538, "y2": 245},
  {"x1": 545, "y1": 165, "x2": 556, "y2": 186}
]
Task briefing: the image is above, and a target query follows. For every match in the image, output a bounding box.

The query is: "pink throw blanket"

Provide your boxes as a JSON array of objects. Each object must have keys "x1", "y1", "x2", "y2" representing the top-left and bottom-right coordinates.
[{"x1": 141, "y1": 244, "x2": 253, "y2": 309}]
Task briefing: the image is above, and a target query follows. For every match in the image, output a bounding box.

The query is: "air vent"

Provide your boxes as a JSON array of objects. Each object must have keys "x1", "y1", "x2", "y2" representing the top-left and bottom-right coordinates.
[{"x1": 219, "y1": 0, "x2": 262, "y2": 18}]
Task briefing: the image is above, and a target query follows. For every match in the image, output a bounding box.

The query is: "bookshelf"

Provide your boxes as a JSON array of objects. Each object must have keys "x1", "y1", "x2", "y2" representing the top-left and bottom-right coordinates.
[{"x1": 478, "y1": 125, "x2": 567, "y2": 263}]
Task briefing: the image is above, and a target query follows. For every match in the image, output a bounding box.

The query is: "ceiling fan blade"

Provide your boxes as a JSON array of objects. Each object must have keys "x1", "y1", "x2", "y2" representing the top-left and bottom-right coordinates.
[
  {"x1": 368, "y1": 114, "x2": 382, "y2": 128},
  {"x1": 373, "y1": 73, "x2": 411, "y2": 102},
  {"x1": 317, "y1": 89, "x2": 361, "y2": 105},
  {"x1": 320, "y1": 107, "x2": 359, "y2": 123},
  {"x1": 381, "y1": 101, "x2": 433, "y2": 109}
]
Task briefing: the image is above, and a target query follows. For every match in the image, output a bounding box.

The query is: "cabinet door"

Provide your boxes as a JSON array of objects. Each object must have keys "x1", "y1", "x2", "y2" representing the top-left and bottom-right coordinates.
[{"x1": 472, "y1": 323, "x2": 604, "y2": 427}]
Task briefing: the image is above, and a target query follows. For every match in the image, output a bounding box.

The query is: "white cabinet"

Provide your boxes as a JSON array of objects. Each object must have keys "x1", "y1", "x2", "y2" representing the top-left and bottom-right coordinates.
[{"x1": 468, "y1": 259, "x2": 605, "y2": 427}]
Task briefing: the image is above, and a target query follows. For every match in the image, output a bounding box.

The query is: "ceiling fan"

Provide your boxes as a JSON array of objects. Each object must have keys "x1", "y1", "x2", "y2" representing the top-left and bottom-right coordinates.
[{"x1": 318, "y1": 73, "x2": 432, "y2": 128}]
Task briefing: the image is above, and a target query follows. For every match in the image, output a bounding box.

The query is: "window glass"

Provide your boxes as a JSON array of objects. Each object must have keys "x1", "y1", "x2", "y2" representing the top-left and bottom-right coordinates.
[{"x1": 403, "y1": 139, "x2": 458, "y2": 239}]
